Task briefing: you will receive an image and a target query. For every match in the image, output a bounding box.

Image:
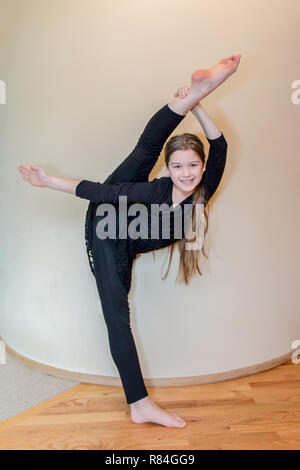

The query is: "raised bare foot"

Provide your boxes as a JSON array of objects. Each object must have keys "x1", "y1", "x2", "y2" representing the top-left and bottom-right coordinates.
[
  {"x1": 130, "y1": 396, "x2": 186, "y2": 428},
  {"x1": 174, "y1": 54, "x2": 242, "y2": 101}
]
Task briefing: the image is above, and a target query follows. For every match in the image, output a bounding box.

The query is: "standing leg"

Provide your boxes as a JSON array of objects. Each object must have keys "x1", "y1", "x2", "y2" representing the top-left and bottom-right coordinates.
[
  {"x1": 92, "y1": 215, "x2": 188, "y2": 427},
  {"x1": 92, "y1": 228, "x2": 148, "y2": 405}
]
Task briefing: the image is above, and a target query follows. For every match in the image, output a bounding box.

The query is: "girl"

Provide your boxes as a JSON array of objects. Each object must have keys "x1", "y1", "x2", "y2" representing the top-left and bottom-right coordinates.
[{"x1": 18, "y1": 54, "x2": 242, "y2": 428}]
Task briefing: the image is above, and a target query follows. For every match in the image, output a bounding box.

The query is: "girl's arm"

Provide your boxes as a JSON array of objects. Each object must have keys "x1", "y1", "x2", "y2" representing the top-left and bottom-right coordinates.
[
  {"x1": 175, "y1": 99, "x2": 227, "y2": 202},
  {"x1": 48, "y1": 176, "x2": 81, "y2": 194},
  {"x1": 191, "y1": 103, "x2": 222, "y2": 140},
  {"x1": 201, "y1": 132, "x2": 227, "y2": 202},
  {"x1": 18, "y1": 165, "x2": 81, "y2": 194},
  {"x1": 17, "y1": 164, "x2": 159, "y2": 204},
  {"x1": 188, "y1": 101, "x2": 227, "y2": 201}
]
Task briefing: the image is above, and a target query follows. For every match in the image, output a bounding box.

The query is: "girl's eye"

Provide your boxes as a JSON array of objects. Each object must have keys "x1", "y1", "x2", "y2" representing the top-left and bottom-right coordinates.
[{"x1": 173, "y1": 164, "x2": 198, "y2": 168}]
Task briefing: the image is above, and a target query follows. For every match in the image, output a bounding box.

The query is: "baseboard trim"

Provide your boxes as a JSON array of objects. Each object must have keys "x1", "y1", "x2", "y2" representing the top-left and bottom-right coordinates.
[{"x1": 0, "y1": 336, "x2": 293, "y2": 387}]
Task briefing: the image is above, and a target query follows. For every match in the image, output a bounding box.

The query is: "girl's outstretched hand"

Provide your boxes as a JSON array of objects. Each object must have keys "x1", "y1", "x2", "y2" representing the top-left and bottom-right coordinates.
[{"x1": 18, "y1": 165, "x2": 50, "y2": 187}]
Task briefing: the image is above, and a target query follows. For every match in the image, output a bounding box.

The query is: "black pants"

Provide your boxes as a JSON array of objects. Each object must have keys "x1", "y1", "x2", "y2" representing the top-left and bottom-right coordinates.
[{"x1": 91, "y1": 103, "x2": 185, "y2": 404}]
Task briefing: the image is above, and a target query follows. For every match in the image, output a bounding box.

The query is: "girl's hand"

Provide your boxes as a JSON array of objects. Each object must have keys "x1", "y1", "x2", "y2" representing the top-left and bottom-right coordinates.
[
  {"x1": 18, "y1": 165, "x2": 50, "y2": 187},
  {"x1": 174, "y1": 85, "x2": 191, "y2": 99},
  {"x1": 174, "y1": 85, "x2": 203, "y2": 111}
]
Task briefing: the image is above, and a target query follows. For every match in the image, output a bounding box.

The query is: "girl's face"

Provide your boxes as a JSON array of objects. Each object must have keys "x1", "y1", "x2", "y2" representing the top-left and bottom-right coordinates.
[{"x1": 167, "y1": 149, "x2": 206, "y2": 194}]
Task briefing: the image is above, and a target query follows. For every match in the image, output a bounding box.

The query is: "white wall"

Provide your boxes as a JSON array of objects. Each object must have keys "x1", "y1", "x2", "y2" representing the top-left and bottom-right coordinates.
[{"x1": 0, "y1": 0, "x2": 299, "y2": 379}]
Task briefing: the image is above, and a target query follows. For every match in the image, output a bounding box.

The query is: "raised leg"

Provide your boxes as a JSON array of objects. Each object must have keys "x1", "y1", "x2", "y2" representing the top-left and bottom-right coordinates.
[
  {"x1": 104, "y1": 103, "x2": 185, "y2": 185},
  {"x1": 104, "y1": 54, "x2": 241, "y2": 185}
]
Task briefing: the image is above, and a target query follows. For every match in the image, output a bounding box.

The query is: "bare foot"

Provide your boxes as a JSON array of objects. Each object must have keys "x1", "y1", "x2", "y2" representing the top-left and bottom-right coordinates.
[
  {"x1": 130, "y1": 396, "x2": 186, "y2": 428},
  {"x1": 174, "y1": 54, "x2": 242, "y2": 101},
  {"x1": 190, "y1": 54, "x2": 241, "y2": 98},
  {"x1": 169, "y1": 54, "x2": 242, "y2": 115}
]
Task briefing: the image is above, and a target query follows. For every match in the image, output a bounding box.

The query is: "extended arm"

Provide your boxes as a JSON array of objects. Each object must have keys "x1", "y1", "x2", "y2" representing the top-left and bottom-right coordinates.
[
  {"x1": 17, "y1": 164, "x2": 159, "y2": 204},
  {"x1": 190, "y1": 104, "x2": 228, "y2": 201}
]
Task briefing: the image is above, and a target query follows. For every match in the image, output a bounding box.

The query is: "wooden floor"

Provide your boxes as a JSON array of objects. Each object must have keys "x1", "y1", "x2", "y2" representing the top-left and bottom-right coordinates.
[{"x1": 0, "y1": 361, "x2": 300, "y2": 450}]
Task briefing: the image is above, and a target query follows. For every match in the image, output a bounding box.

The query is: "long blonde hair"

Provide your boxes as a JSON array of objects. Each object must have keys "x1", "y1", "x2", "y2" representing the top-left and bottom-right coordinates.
[{"x1": 159, "y1": 133, "x2": 210, "y2": 285}]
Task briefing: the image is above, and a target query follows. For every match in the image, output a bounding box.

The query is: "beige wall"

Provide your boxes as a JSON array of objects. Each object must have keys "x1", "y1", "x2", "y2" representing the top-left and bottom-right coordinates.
[{"x1": 0, "y1": 0, "x2": 299, "y2": 378}]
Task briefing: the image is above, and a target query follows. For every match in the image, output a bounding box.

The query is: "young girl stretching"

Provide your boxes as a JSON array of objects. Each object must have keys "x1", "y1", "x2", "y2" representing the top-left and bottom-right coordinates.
[{"x1": 18, "y1": 54, "x2": 242, "y2": 428}]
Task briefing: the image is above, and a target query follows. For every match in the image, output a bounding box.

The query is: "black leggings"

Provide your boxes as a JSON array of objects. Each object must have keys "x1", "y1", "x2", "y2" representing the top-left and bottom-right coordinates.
[{"x1": 91, "y1": 103, "x2": 185, "y2": 404}]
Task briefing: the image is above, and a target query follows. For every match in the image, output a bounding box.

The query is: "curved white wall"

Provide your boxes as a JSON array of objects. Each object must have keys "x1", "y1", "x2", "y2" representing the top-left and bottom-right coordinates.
[{"x1": 0, "y1": 0, "x2": 299, "y2": 379}]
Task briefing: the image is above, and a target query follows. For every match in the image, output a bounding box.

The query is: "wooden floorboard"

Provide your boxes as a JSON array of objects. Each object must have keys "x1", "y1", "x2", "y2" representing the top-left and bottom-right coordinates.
[{"x1": 0, "y1": 361, "x2": 300, "y2": 450}]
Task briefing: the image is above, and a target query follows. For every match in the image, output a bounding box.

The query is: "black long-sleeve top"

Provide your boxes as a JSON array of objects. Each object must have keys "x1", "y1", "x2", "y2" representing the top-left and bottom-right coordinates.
[{"x1": 76, "y1": 133, "x2": 227, "y2": 285}]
